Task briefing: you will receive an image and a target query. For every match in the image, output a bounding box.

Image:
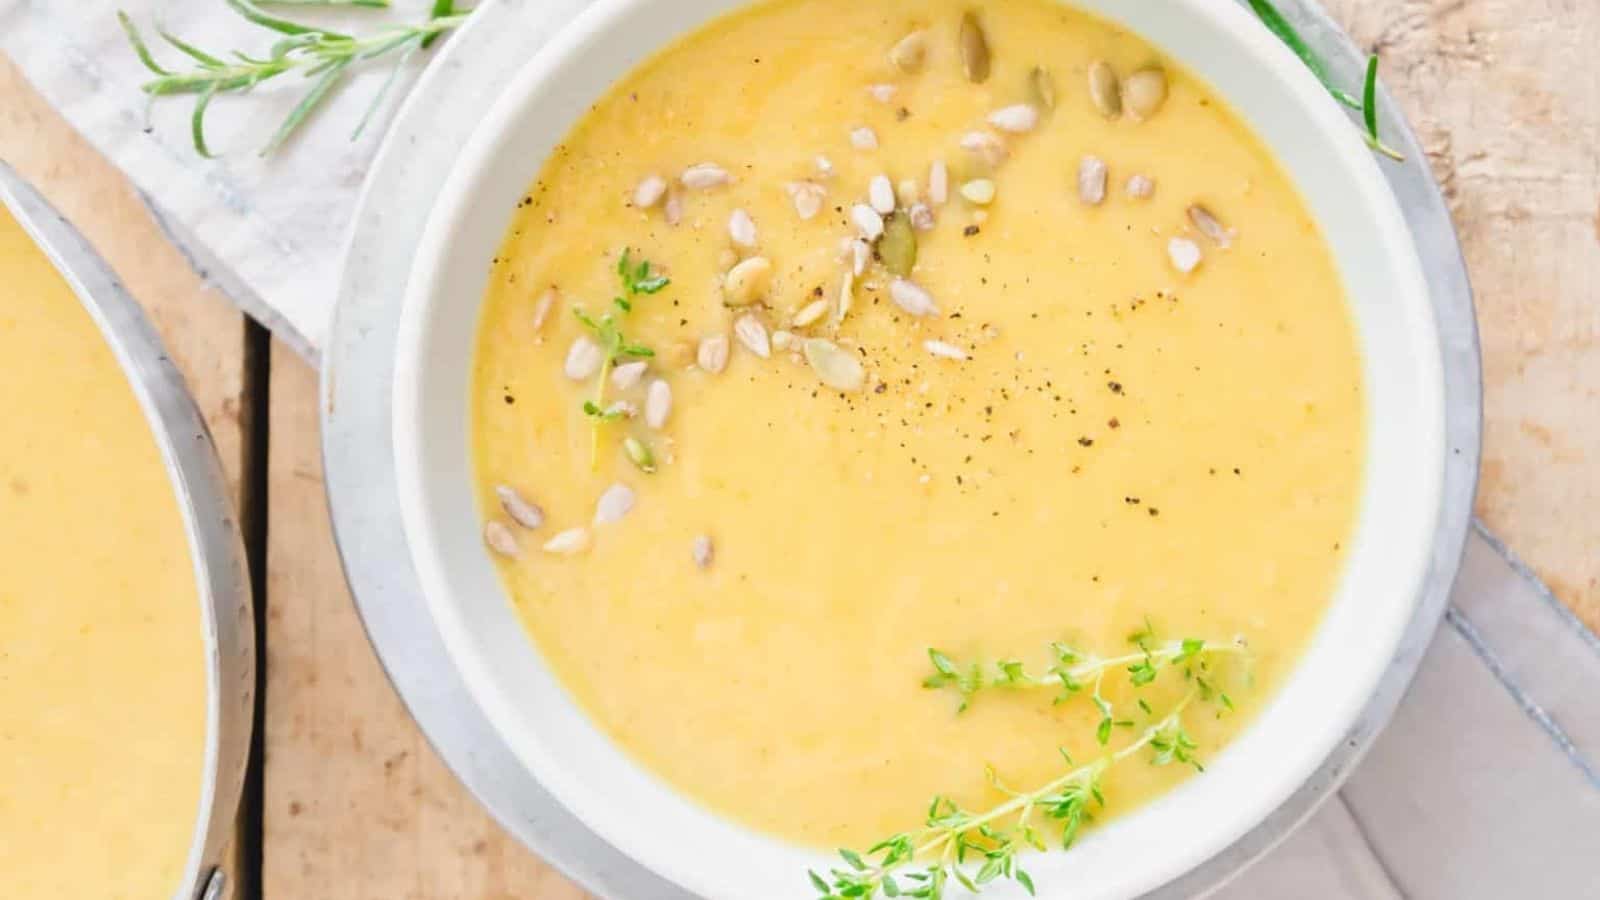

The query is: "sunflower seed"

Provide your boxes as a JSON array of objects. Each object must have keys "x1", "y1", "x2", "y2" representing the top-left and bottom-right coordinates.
[
  {"x1": 734, "y1": 313, "x2": 772, "y2": 358},
  {"x1": 1078, "y1": 156, "x2": 1108, "y2": 206},
  {"x1": 793, "y1": 299, "x2": 830, "y2": 328},
  {"x1": 495, "y1": 486, "x2": 544, "y2": 529},
  {"x1": 772, "y1": 329, "x2": 795, "y2": 350},
  {"x1": 1125, "y1": 174, "x2": 1155, "y2": 199},
  {"x1": 603, "y1": 400, "x2": 637, "y2": 419},
  {"x1": 1187, "y1": 204, "x2": 1234, "y2": 248},
  {"x1": 959, "y1": 12, "x2": 991, "y2": 83},
  {"x1": 851, "y1": 203, "x2": 885, "y2": 240},
  {"x1": 909, "y1": 202, "x2": 936, "y2": 232},
  {"x1": 1168, "y1": 237, "x2": 1202, "y2": 273},
  {"x1": 697, "y1": 334, "x2": 730, "y2": 373},
  {"x1": 610, "y1": 360, "x2": 648, "y2": 390},
  {"x1": 851, "y1": 239, "x2": 872, "y2": 276},
  {"x1": 890, "y1": 278, "x2": 938, "y2": 316},
  {"x1": 663, "y1": 189, "x2": 683, "y2": 226},
  {"x1": 924, "y1": 339, "x2": 969, "y2": 360},
  {"x1": 483, "y1": 520, "x2": 520, "y2": 557},
  {"x1": 869, "y1": 175, "x2": 897, "y2": 214},
  {"x1": 723, "y1": 256, "x2": 773, "y2": 305},
  {"x1": 691, "y1": 534, "x2": 715, "y2": 568},
  {"x1": 988, "y1": 104, "x2": 1039, "y2": 134},
  {"x1": 623, "y1": 436, "x2": 656, "y2": 473},
  {"x1": 804, "y1": 337, "x2": 866, "y2": 391},
  {"x1": 850, "y1": 126, "x2": 879, "y2": 151},
  {"x1": 928, "y1": 160, "x2": 949, "y2": 205},
  {"x1": 634, "y1": 174, "x2": 668, "y2": 208},
  {"x1": 786, "y1": 181, "x2": 827, "y2": 221},
  {"x1": 594, "y1": 483, "x2": 636, "y2": 525},
  {"x1": 879, "y1": 214, "x2": 918, "y2": 277},
  {"x1": 1088, "y1": 60, "x2": 1122, "y2": 118},
  {"x1": 815, "y1": 155, "x2": 836, "y2": 178},
  {"x1": 1028, "y1": 66, "x2": 1056, "y2": 111},
  {"x1": 645, "y1": 378, "x2": 672, "y2": 428},
  {"x1": 897, "y1": 179, "x2": 920, "y2": 206},
  {"x1": 867, "y1": 83, "x2": 898, "y2": 104},
  {"x1": 543, "y1": 527, "x2": 591, "y2": 555},
  {"x1": 959, "y1": 130, "x2": 1008, "y2": 168},
  {"x1": 564, "y1": 336, "x2": 603, "y2": 380},
  {"x1": 960, "y1": 178, "x2": 996, "y2": 205},
  {"x1": 837, "y1": 269, "x2": 855, "y2": 322},
  {"x1": 680, "y1": 163, "x2": 731, "y2": 189},
  {"x1": 1124, "y1": 68, "x2": 1169, "y2": 121},
  {"x1": 530, "y1": 289, "x2": 556, "y2": 334},
  {"x1": 889, "y1": 29, "x2": 928, "y2": 72},
  {"x1": 728, "y1": 208, "x2": 758, "y2": 248}
]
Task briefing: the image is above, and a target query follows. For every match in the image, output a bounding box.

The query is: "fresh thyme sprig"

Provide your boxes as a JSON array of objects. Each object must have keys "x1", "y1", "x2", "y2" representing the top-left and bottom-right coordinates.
[
  {"x1": 811, "y1": 691, "x2": 1207, "y2": 900},
  {"x1": 924, "y1": 629, "x2": 1246, "y2": 745},
  {"x1": 118, "y1": 0, "x2": 470, "y2": 157},
  {"x1": 574, "y1": 249, "x2": 669, "y2": 469},
  {"x1": 1245, "y1": 0, "x2": 1404, "y2": 161}
]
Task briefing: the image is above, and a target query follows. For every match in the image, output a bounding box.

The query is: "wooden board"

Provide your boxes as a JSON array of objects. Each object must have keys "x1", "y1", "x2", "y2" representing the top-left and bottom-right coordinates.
[
  {"x1": 0, "y1": 54, "x2": 258, "y2": 898},
  {"x1": 261, "y1": 348, "x2": 590, "y2": 900}
]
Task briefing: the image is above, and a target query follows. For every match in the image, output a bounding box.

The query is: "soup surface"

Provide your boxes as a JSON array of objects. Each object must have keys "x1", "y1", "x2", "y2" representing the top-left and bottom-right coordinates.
[
  {"x1": 472, "y1": 0, "x2": 1363, "y2": 853},
  {"x1": 0, "y1": 206, "x2": 206, "y2": 897}
]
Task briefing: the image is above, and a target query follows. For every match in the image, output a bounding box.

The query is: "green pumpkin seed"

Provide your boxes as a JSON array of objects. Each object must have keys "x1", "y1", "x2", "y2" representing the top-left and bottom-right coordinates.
[
  {"x1": 804, "y1": 338, "x2": 866, "y2": 392},
  {"x1": 959, "y1": 12, "x2": 991, "y2": 83},
  {"x1": 878, "y1": 214, "x2": 918, "y2": 277},
  {"x1": 623, "y1": 436, "x2": 657, "y2": 473},
  {"x1": 1124, "y1": 67, "x2": 1169, "y2": 120},
  {"x1": 1028, "y1": 66, "x2": 1056, "y2": 111}
]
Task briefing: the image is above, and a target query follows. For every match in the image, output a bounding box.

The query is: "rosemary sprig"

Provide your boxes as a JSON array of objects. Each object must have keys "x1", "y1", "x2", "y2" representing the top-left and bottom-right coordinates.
[
  {"x1": 811, "y1": 692, "x2": 1206, "y2": 900},
  {"x1": 574, "y1": 249, "x2": 669, "y2": 469},
  {"x1": 924, "y1": 630, "x2": 1247, "y2": 744},
  {"x1": 1245, "y1": 0, "x2": 1404, "y2": 161},
  {"x1": 118, "y1": 0, "x2": 470, "y2": 157}
]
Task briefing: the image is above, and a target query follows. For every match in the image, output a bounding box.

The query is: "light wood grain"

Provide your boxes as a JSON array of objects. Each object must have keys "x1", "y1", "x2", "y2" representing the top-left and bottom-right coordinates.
[
  {"x1": 261, "y1": 348, "x2": 591, "y2": 899},
  {"x1": 0, "y1": 53, "x2": 256, "y2": 899},
  {"x1": 1326, "y1": 0, "x2": 1600, "y2": 629}
]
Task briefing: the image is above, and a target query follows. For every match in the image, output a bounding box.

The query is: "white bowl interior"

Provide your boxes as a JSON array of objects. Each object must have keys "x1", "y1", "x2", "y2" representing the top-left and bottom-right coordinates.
[{"x1": 392, "y1": 0, "x2": 1445, "y2": 897}]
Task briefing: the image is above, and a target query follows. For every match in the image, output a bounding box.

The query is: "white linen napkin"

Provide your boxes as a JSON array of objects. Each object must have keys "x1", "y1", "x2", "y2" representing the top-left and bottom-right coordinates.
[{"x1": 4, "y1": 2, "x2": 1596, "y2": 896}]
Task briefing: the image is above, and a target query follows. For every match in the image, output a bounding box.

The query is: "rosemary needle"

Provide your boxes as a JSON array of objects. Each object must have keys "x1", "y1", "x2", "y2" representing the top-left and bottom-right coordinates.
[
  {"x1": 118, "y1": 0, "x2": 470, "y2": 157},
  {"x1": 1245, "y1": 0, "x2": 1404, "y2": 161}
]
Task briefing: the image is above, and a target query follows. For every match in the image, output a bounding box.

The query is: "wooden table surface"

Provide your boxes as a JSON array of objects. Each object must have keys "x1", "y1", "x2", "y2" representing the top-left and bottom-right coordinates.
[{"x1": 1, "y1": 1, "x2": 1595, "y2": 895}]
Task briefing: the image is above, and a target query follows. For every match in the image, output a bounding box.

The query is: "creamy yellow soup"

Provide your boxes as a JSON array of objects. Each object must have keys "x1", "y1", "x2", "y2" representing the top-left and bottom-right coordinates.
[
  {"x1": 0, "y1": 206, "x2": 206, "y2": 898},
  {"x1": 472, "y1": 0, "x2": 1362, "y2": 854}
]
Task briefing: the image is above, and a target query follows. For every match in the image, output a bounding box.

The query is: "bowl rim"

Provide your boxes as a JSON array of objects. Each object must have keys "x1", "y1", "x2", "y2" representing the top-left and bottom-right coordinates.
[
  {"x1": 0, "y1": 162, "x2": 255, "y2": 900},
  {"x1": 385, "y1": 0, "x2": 1465, "y2": 897}
]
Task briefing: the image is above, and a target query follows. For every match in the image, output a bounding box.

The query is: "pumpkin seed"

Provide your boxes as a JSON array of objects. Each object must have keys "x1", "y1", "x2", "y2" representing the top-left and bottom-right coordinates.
[
  {"x1": 960, "y1": 178, "x2": 996, "y2": 206},
  {"x1": 879, "y1": 213, "x2": 918, "y2": 277},
  {"x1": 496, "y1": 486, "x2": 545, "y2": 530},
  {"x1": 623, "y1": 436, "x2": 657, "y2": 473},
  {"x1": 723, "y1": 256, "x2": 772, "y2": 305},
  {"x1": 1087, "y1": 60, "x2": 1121, "y2": 118},
  {"x1": 1028, "y1": 66, "x2": 1056, "y2": 111},
  {"x1": 1123, "y1": 68, "x2": 1169, "y2": 120},
  {"x1": 483, "y1": 520, "x2": 520, "y2": 558},
  {"x1": 1187, "y1": 204, "x2": 1234, "y2": 248},
  {"x1": 959, "y1": 12, "x2": 991, "y2": 83},
  {"x1": 889, "y1": 29, "x2": 928, "y2": 72},
  {"x1": 804, "y1": 338, "x2": 866, "y2": 392}
]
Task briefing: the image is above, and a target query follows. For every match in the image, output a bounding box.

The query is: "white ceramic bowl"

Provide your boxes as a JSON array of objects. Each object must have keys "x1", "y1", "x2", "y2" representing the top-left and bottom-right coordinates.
[{"x1": 392, "y1": 0, "x2": 1446, "y2": 896}]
